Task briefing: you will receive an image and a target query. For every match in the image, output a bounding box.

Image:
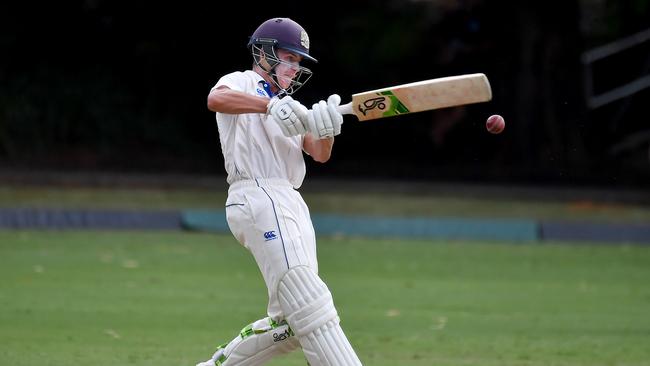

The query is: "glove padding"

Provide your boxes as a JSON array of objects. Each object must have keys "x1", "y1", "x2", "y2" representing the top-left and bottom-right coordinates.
[
  {"x1": 307, "y1": 94, "x2": 343, "y2": 139},
  {"x1": 268, "y1": 96, "x2": 310, "y2": 137}
]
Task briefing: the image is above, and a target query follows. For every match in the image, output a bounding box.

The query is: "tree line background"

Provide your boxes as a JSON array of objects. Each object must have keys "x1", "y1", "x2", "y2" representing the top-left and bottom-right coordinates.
[{"x1": 1, "y1": 0, "x2": 649, "y2": 188}]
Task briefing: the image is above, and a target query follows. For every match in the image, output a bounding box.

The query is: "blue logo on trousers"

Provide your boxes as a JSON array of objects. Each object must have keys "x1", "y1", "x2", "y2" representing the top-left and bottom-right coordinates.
[{"x1": 264, "y1": 231, "x2": 277, "y2": 241}]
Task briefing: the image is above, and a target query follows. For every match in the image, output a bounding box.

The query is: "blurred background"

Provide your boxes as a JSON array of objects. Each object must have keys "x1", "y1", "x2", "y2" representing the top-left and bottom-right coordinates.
[{"x1": 1, "y1": 0, "x2": 649, "y2": 189}]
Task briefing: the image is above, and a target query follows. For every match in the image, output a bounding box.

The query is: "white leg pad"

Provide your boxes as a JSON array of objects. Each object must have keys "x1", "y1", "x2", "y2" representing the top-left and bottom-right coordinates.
[
  {"x1": 212, "y1": 317, "x2": 300, "y2": 366},
  {"x1": 278, "y1": 266, "x2": 362, "y2": 366}
]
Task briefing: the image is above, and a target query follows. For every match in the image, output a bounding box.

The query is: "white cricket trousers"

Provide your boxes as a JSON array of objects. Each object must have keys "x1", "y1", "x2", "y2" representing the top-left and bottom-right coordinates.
[{"x1": 225, "y1": 178, "x2": 318, "y2": 320}]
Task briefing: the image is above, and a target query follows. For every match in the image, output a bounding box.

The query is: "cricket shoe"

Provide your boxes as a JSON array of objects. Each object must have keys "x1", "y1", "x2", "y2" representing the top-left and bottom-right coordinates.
[
  {"x1": 195, "y1": 360, "x2": 215, "y2": 366},
  {"x1": 195, "y1": 345, "x2": 226, "y2": 366}
]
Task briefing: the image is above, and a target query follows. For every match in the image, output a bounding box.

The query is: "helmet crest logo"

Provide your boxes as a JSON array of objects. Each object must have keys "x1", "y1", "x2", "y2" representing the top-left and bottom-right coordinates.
[{"x1": 300, "y1": 30, "x2": 310, "y2": 50}]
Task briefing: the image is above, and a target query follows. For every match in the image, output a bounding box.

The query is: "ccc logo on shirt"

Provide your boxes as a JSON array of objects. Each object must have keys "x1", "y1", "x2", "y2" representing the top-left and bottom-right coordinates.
[{"x1": 264, "y1": 231, "x2": 277, "y2": 241}]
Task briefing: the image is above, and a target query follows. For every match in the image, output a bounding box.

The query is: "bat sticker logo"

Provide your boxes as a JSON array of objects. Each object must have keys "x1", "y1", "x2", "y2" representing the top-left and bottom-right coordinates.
[
  {"x1": 358, "y1": 92, "x2": 410, "y2": 117},
  {"x1": 358, "y1": 97, "x2": 387, "y2": 116}
]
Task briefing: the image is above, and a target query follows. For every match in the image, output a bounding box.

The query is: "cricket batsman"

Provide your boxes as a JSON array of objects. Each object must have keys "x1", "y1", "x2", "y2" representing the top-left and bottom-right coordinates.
[{"x1": 195, "y1": 17, "x2": 363, "y2": 366}]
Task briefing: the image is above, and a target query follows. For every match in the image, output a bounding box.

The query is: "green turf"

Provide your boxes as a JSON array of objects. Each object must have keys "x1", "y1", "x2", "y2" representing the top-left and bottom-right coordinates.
[
  {"x1": 1, "y1": 185, "x2": 650, "y2": 222},
  {"x1": 1, "y1": 231, "x2": 649, "y2": 366}
]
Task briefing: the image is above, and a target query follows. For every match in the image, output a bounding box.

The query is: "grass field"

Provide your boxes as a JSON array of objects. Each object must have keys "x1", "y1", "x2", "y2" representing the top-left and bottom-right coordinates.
[{"x1": 2, "y1": 230, "x2": 649, "y2": 366}]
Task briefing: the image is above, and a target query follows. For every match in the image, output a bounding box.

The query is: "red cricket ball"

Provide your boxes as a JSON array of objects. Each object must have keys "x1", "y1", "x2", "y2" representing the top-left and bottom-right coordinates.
[{"x1": 486, "y1": 114, "x2": 505, "y2": 134}]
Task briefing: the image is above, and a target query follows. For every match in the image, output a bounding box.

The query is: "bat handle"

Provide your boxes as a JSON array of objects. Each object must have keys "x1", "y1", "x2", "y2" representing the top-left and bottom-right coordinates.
[{"x1": 337, "y1": 102, "x2": 353, "y2": 115}]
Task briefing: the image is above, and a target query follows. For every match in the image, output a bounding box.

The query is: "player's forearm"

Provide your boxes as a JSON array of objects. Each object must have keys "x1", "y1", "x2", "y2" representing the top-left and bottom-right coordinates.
[
  {"x1": 304, "y1": 134, "x2": 334, "y2": 163},
  {"x1": 208, "y1": 87, "x2": 269, "y2": 114}
]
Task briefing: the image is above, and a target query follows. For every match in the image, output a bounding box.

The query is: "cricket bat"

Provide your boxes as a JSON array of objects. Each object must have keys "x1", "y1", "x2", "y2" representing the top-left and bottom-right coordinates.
[{"x1": 338, "y1": 73, "x2": 492, "y2": 121}]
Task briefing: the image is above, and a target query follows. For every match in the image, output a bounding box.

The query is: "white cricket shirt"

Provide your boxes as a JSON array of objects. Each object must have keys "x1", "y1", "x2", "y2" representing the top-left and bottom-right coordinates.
[{"x1": 213, "y1": 70, "x2": 306, "y2": 188}]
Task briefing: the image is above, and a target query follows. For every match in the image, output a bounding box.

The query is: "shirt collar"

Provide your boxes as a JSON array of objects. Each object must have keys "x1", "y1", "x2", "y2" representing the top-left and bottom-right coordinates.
[{"x1": 258, "y1": 80, "x2": 274, "y2": 98}]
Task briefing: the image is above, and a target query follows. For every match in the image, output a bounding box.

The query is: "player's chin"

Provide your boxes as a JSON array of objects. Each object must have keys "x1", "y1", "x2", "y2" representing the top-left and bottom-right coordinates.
[
  {"x1": 277, "y1": 76, "x2": 295, "y2": 90},
  {"x1": 278, "y1": 81, "x2": 293, "y2": 90}
]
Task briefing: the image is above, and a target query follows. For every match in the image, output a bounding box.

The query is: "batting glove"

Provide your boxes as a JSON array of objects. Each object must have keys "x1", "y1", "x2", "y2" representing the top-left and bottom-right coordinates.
[
  {"x1": 307, "y1": 94, "x2": 343, "y2": 139},
  {"x1": 267, "y1": 96, "x2": 310, "y2": 137}
]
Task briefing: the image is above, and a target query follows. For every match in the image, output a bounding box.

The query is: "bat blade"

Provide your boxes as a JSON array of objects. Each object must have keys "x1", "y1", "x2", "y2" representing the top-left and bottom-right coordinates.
[{"x1": 339, "y1": 73, "x2": 492, "y2": 121}]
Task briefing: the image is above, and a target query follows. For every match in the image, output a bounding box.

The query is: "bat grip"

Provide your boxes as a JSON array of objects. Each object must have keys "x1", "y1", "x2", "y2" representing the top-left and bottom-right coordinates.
[{"x1": 337, "y1": 102, "x2": 353, "y2": 115}]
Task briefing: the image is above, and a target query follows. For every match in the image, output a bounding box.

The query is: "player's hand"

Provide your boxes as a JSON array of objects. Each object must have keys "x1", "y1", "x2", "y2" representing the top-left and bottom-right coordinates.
[
  {"x1": 307, "y1": 94, "x2": 343, "y2": 139},
  {"x1": 267, "y1": 96, "x2": 309, "y2": 137}
]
